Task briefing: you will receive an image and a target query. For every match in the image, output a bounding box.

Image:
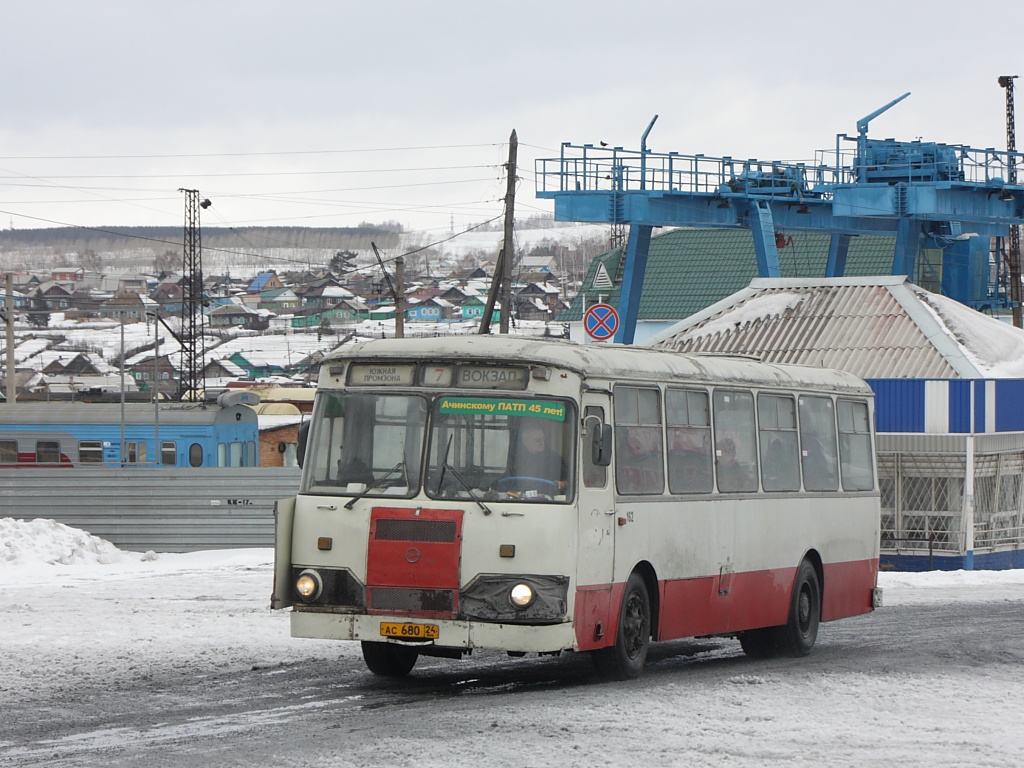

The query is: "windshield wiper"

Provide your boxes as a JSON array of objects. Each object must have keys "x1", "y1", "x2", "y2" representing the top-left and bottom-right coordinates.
[
  {"x1": 436, "y1": 434, "x2": 492, "y2": 516},
  {"x1": 442, "y1": 460, "x2": 493, "y2": 516},
  {"x1": 344, "y1": 459, "x2": 406, "y2": 510}
]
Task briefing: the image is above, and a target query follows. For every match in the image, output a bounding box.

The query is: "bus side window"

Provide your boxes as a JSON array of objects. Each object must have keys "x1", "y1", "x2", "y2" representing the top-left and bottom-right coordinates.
[
  {"x1": 582, "y1": 407, "x2": 608, "y2": 488},
  {"x1": 713, "y1": 390, "x2": 758, "y2": 493},
  {"x1": 799, "y1": 395, "x2": 839, "y2": 492},
  {"x1": 838, "y1": 399, "x2": 874, "y2": 491},
  {"x1": 614, "y1": 386, "x2": 664, "y2": 495},
  {"x1": 757, "y1": 394, "x2": 800, "y2": 492},
  {"x1": 666, "y1": 389, "x2": 712, "y2": 494}
]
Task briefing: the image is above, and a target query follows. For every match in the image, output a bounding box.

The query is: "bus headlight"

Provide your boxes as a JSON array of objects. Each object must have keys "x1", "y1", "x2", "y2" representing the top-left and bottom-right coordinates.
[
  {"x1": 509, "y1": 583, "x2": 535, "y2": 609},
  {"x1": 295, "y1": 570, "x2": 323, "y2": 601}
]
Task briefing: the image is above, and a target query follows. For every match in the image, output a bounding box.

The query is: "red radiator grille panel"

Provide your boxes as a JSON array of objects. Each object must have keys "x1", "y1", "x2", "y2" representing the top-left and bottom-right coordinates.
[{"x1": 366, "y1": 507, "x2": 463, "y2": 617}]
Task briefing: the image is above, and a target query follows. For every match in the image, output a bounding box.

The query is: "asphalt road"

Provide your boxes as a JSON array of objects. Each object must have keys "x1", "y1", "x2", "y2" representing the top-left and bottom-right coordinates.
[{"x1": 4, "y1": 596, "x2": 1023, "y2": 768}]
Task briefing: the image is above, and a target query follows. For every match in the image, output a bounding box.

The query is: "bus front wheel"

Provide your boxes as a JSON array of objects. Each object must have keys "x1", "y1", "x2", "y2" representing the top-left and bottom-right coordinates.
[
  {"x1": 361, "y1": 641, "x2": 419, "y2": 677},
  {"x1": 591, "y1": 572, "x2": 650, "y2": 680}
]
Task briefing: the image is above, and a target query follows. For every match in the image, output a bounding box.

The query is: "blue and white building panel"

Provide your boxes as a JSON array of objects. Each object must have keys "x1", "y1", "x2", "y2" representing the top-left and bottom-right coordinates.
[{"x1": 869, "y1": 378, "x2": 1024, "y2": 434}]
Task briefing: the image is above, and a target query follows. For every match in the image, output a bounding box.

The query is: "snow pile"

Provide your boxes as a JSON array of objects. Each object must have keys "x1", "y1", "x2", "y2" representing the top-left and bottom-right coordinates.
[{"x1": 0, "y1": 517, "x2": 156, "y2": 568}]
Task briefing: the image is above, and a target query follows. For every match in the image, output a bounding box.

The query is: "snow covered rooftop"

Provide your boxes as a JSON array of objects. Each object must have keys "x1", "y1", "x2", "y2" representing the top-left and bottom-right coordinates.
[{"x1": 649, "y1": 276, "x2": 1024, "y2": 379}]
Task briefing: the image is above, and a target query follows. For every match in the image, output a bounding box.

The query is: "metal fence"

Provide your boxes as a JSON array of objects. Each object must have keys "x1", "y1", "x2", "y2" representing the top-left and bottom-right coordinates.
[
  {"x1": 878, "y1": 433, "x2": 1024, "y2": 565},
  {"x1": 0, "y1": 467, "x2": 301, "y2": 553}
]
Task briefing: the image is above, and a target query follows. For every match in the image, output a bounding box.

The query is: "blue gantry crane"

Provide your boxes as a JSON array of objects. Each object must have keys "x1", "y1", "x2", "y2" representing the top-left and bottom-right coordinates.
[{"x1": 536, "y1": 94, "x2": 1024, "y2": 343}]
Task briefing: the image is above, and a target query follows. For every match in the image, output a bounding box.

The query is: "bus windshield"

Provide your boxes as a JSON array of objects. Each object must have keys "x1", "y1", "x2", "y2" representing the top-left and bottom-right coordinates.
[
  {"x1": 301, "y1": 392, "x2": 427, "y2": 498},
  {"x1": 425, "y1": 396, "x2": 576, "y2": 503},
  {"x1": 300, "y1": 391, "x2": 576, "y2": 503}
]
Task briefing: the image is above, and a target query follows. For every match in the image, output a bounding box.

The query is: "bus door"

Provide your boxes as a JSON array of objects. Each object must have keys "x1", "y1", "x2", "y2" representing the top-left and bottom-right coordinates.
[{"x1": 573, "y1": 397, "x2": 616, "y2": 650}]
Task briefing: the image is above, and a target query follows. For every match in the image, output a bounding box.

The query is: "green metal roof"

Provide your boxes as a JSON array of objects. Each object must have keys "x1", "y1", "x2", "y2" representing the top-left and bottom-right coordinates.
[{"x1": 559, "y1": 228, "x2": 896, "y2": 322}]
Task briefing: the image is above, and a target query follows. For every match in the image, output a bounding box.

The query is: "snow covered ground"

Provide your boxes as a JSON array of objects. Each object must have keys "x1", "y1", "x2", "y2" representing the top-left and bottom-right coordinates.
[{"x1": 2, "y1": 518, "x2": 1024, "y2": 767}]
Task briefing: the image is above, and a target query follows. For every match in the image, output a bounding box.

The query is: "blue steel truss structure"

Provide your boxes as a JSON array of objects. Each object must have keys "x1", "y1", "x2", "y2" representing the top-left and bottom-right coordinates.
[{"x1": 536, "y1": 94, "x2": 1024, "y2": 342}]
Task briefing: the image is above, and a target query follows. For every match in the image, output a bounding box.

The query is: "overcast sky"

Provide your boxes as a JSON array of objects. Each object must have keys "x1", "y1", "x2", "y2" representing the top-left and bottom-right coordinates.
[{"x1": 1, "y1": 0, "x2": 1022, "y2": 241}]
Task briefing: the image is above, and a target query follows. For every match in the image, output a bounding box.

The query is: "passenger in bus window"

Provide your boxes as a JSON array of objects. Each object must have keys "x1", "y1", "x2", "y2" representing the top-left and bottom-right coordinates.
[
  {"x1": 668, "y1": 427, "x2": 712, "y2": 493},
  {"x1": 509, "y1": 421, "x2": 566, "y2": 491},
  {"x1": 618, "y1": 426, "x2": 664, "y2": 494},
  {"x1": 801, "y1": 437, "x2": 837, "y2": 491},
  {"x1": 716, "y1": 437, "x2": 749, "y2": 492}
]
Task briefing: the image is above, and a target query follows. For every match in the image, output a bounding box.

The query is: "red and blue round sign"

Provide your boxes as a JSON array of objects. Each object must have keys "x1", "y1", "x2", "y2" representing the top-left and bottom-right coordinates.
[{"x1": 584, "y1": 303, "x2": 619, "y2": 341}]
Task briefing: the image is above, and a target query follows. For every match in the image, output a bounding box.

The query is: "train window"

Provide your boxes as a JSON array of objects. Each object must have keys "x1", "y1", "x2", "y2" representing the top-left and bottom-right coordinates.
[
  {"x1": 217, "y1": 443, "x2": 227, "y2": 467},
  {"x1": 161, "y1": 441, "x2": 176, "y2": 466},
  {"x1": 126, "y1": 441, "x2": 147, "y2": 465},
  {"x1": 36, "y1": 441, "x2": 61, "y2": 463},
  {"x1": 79, "y1": 441, "x2": 104, "y2": 463},
  {"x1": 229, "y1": 441, "x2": 243, "y2": 467},
  {"x1": 189, "y1": 443, "x2": 203, "y2": 467},
  {"x1": 0, "y1": 440, "x2": 17, "y2": 463},
  {"x1": 246, "y1": 441, "x2": 256, "y2": 466}
]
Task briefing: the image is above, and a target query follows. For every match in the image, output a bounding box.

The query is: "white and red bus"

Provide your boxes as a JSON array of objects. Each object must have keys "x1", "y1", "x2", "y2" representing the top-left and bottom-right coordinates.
[{"x1": 272, "y1": 336, "x2": 881, "y2": 679}]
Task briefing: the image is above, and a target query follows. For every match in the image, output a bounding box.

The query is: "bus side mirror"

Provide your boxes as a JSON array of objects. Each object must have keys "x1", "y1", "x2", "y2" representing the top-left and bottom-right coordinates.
[
  {"x1": 297, "y1": 421, "x2": 310, "y2": 468},
  {"x1": 591, "y1": 422, "x2": 613, "y2": 467}
]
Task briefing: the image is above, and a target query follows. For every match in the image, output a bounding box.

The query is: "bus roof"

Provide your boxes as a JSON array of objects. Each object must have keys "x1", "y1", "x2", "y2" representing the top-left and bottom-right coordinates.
[{"x1": 325, "y1": 337, "x2": 873, "y2": 396}]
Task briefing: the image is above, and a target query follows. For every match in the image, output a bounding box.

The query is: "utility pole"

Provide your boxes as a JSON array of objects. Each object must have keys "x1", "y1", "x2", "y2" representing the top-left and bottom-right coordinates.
[
  {"x1": 5, "y1": 273, "x2": 15, "y2": 403},
  {"x1": 370, "y1": 242, "x2": 403, "y2": 338},
  {"x1": 178, "y1": 189, "x2": 211, "y2": 400},
  {"x1": 1000, "y1": 75, "x2": 1022, "y2": 328},
  {"x1": 394, "y1": 255, "x2": 405, "y2": 339},
  {"x1": 499, "y1": 130, "x2": 517, "y2": 334}
]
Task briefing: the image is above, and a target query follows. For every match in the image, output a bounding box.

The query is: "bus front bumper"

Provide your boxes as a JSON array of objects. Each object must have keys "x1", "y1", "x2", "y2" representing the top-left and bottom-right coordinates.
[{"x1": 291, "y1": 610, "x2": 578, "y2": 654}]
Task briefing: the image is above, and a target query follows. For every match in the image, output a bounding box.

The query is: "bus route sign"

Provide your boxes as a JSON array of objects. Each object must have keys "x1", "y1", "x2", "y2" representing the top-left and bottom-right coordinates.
[{"x1": 584, "y1": 303, "x2": 619, "y2": 341}]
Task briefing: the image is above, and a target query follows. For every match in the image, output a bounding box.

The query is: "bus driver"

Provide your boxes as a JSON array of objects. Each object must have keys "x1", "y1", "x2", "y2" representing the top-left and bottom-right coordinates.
[{"x1": 508, "y1": 421, "x2": 566, "y2": 492}]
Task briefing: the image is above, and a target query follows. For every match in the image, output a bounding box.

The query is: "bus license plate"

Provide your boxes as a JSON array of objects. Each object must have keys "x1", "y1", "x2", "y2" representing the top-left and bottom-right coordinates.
[{"x1": 380, "y1": 622, "x2": 439, "y2": 640}]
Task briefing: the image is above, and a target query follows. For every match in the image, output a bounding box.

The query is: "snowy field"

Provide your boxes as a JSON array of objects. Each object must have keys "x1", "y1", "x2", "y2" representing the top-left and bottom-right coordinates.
[{"x1": 2, "y1": 517, "x2": 1024, "y2": 767}]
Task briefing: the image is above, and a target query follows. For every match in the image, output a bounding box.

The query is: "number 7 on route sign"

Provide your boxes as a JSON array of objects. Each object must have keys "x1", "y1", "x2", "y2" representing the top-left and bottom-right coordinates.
[{"x1": 584, "y1": 303, "x2": 619, "y2": 341}]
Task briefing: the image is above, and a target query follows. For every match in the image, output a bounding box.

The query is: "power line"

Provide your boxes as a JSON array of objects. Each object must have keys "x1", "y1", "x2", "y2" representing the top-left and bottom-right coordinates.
[{"x1": 0, "y1": 143, "x2": 503, "y2": 161}]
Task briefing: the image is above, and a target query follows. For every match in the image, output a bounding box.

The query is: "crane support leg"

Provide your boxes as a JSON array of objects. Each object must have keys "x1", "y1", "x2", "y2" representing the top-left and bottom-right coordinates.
[
  {"x1": 826, "y1": 234, "x2": 851, "y2": 277},
  {"x1": 893, "y1": 218, "x2": 922, "y2": 277},
  {"x1": 614, "y1": 223, "x2": 653, "y2": 344},
  {"x1": 748, "y1": 201, "x2": 782, "y2": 278}
]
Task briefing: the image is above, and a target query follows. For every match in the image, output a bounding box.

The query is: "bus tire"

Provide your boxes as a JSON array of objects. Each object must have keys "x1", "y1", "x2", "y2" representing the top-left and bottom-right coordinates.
[
  {"x1": 591, "y1": 572, "x2": 650, "y2": 680},
  {"x1": 361, "y1": 641, "x2": 419, "y2": 677},
  {"x1": 740, "y1": 559, "x2": 820, "y2": 659},
  {"x1": 778, "y1": 559, "x2": 820, "y2": 657}
]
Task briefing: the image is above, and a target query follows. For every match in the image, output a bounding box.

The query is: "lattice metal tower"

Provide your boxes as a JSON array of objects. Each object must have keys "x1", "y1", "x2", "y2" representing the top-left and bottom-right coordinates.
[
  {"x1": 178, "y1": 189, "x2": 210, "y2": 400},
  {"x1": 1000, "y1": 75, "x2": 1021, "y2": 327}
]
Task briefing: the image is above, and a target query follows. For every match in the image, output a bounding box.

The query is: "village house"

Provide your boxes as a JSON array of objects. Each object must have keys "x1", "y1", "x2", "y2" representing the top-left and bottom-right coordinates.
[
  {"x1": 100, "y1": 291, "x2": 154, "y2": 321},
  {"x1": 246, "y1": 272, "x2": 284, "y2": 294},
  {"x1": 207, "y1": 303, "x2": 271, "y2": 331}
]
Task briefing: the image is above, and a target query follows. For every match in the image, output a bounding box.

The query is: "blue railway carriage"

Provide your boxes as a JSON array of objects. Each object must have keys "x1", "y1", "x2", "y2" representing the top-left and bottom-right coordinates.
[{"x1": 0, "y1": 392, "x2": 260, "y2": 468}]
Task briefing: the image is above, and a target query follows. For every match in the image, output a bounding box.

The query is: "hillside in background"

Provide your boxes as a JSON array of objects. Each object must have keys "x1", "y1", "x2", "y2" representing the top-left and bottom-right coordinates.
[{"x1": 0, "y1": 219, "x2": 612, "y2": 283}]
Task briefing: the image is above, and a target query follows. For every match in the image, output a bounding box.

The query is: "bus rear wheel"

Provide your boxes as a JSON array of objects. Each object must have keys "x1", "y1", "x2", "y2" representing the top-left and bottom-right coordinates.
[
  {"x1": 591, "y1": 572, "x2": 650, "y2": 680},
  {"x1": 739, "y1": 559, "x2": 820, "y2": 659},
  {"x1": 361, "y1": 641, "x2": 419, "y2": 677}
]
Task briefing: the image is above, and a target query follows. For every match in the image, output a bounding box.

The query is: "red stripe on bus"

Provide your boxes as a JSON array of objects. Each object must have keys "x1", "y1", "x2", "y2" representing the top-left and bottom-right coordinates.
[{"x1": 574, "y1": 558, "x2": 877, "y2": 651}]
